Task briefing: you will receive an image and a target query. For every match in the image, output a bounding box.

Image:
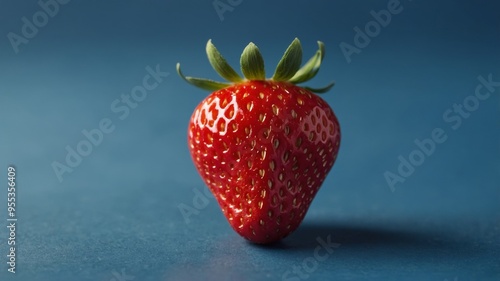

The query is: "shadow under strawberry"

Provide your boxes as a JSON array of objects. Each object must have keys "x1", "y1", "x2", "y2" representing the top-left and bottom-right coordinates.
[
  {"x1": 247, "y1": 219, "x2": 483, "y2": 263},
  {"x1": 283, "y1": 221, "x2": 435, "y2": 250}
]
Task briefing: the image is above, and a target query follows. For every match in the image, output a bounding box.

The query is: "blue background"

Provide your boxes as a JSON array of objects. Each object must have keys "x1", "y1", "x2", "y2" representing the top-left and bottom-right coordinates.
[{"x1": 0, "y1": 0, "x2": 499, "y2": 280}]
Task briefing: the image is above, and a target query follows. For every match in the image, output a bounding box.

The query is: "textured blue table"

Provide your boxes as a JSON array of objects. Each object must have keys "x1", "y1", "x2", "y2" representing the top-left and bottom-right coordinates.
[{"x1": 0, "y1": 1, "x2": 499, "y2": 280}]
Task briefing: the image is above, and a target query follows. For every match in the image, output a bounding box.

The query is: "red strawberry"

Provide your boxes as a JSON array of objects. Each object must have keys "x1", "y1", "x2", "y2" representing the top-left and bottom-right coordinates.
[{"x1": 177, "y1": 38, "x2": 340, "y2": 244}]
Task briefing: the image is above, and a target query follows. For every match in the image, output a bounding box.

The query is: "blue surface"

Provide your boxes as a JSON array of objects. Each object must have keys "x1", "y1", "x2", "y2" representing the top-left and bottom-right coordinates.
[{"x1": 0, "y1": 0, "x2": 499, "y2": 280}]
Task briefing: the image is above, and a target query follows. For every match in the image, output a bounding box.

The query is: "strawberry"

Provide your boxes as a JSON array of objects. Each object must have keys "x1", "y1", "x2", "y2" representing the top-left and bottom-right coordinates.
[{"x1": 177, "y1": 38, "x2": 340, "y2": 244}]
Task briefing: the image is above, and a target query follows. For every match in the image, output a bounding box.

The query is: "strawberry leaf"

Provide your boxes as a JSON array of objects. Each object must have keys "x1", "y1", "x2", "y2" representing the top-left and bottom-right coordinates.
[
  {"x1": 272, "y1": 38, "x2": 303, "y2": 82},
  {"x1": 206, "y1": 39, "x2": 243, "y2": 83},
  {"x1": 177, "y1": 38, "x2": 335, "y2": 94},
  {"x1": 240, "y1": 42, "x2": 265, "y2": 80},
  {"x1": 304, "y1": 81, "x2": 335, "y2": 94},
  {"x1": 288, "y1": 41, "x2": 325, "y2": 84},
  {"x1": 176, "y1": 63, "x2": 231, "y2": 91}
]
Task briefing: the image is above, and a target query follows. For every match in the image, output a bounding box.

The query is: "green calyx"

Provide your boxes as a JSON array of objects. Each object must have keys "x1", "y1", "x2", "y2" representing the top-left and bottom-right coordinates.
[{"x1": 176, "y1": 38, "x2": 334, "y2": 94}]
